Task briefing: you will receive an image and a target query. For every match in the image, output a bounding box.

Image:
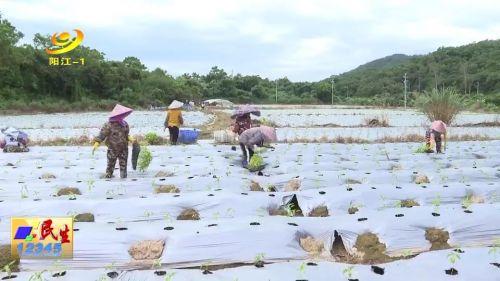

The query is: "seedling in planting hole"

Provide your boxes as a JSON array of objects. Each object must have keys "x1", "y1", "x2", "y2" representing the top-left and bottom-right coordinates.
[
  {"x1": 342, "y1": 265, "x2": 356, "y2": 280},
  {"x1": 68, "y1": 192, "x2": 77, "y2": 200},
  {"x1": 488, "y1": 239, "x2": 500, "y2": 261},
  {"x1": 28, "y1": 270, "x2": 47, "y2": 281},
  {"x1": 461, "y1": 195, "x2": 473, "y2": 211},
  {"x1": 212, "y1": 211, "x2": 220, "y2": 220},
  {"x1": 225, "y1": 208, "x2": 235, "y2": 218},
  {"x1": 297, "y1": 262, "x2": 307, "y2": 279},
  {"x1": 447, "y1": 250, "x2": 461, "y2": 265},
  {"x1": 50, "y1": 259, "x2": 67, "y2": 277},
  {"x1": 20, "y1": 184, "x2": 29, "y2": 199},
  {"x1": 431, "y1": 195, "x2": 441, "y2": 213},
  {"x1": 152, "y1": 258, "x2": 162, "y2": 270},
  {"x1": 163, "y1": 212, "x2": 172, "y2": 223},
  {"x1": 254, "y1": 253, "x2": 265, "y2": 267},
  {"x1": 2, "y1": 260, "x2": 16, "y2": 279},
  {"x1": 401, "y1": 249, "x2": 413, "y2": 259},
  {"x1": 283, "y1": 202, "x2": 296, "y2": 217},
  {"x1": 163, "y1": 272, "x2": 176, "y2": 281},
  {"x1": 143, "y1": 210, "x2": 154, "y2": 219},
  {"x1": 104, "y1": 262, "x2": 116, "y2": 271},
  {"x1": 394, "y1": 200, "x2": 402, "y2": 208}
]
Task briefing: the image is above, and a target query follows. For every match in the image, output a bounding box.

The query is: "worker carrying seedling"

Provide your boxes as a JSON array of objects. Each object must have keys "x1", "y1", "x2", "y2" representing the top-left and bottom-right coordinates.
[
  {"x1": 0, "y1": 127, "x2": 29, "y2": 153},
  {"x1": 92, "y1": 104, "x2": 136, "y2": 178},
  {"x1": 425, "y1": 120, "x2": 447, "y2": 153},
  {"x1": 238, "y1": 126, "x2": 277, "y2": 168},
  {"x1": 164, "y1": 100, "x2": 184, "y2": 145}
]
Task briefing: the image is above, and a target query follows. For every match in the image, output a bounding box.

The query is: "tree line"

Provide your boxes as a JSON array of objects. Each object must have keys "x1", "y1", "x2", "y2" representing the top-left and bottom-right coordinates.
[{"x1": 0, "y1": 13, "x2": 498, "y2": 113}]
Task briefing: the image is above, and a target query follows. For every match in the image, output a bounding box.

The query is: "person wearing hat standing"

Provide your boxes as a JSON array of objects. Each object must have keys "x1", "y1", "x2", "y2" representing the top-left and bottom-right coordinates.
[
  {"x1": 92, "y1": 104, "x2": 134, "y2": 178},
  {"x1": 425, "y1": 120, "x2": 447, "y2": 153},
  {"x1": 164, "y1": 100, "x2": 184, "y2": 145}
]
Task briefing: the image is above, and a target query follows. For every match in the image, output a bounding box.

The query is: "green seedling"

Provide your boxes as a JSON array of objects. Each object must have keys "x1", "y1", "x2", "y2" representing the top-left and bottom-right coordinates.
[
  {"x1": 20, "y1": 185, "x2": 29, "y2": 199},
  {"x1": 461, "y1": 195, "x2": 473, "y2": 210},
  {"x1": 488, "y1": 239, "x2": 500, "y2": 260},
  {"x1": 163, "y1": 212, "x2": 172, "y2": 223},
  {"x1": 401, "y1": 249, "x2": 413, "y2": 259},
  {"x1": 164, "y1": 272, "x2": 176, "y2": 281},
  {"x1": 138, "y1": 146, "x2": 153, "y2": 172},
  {"x1": 29, "y1": 270, "x2": 47, "y2": 281},
  {"x1": 152, "y1": 258, "x2": 162, "y2": 270},
  {"x1": 2, "y1": 260, "x2": 16, "y2": 279},
  {"x1": 86, "y1": 179, "x2": 95, "y2": 191},
  {"x1": 342, "y1": 265, "x2": 355, "y2": 279},
  {"x1": 283, "y1": 202, "x2": 296, "y2": 217},
  {"x1": 431, "y1": 195, "x2": 441, "y2": 213},
  {"x1": 297, "y1": 262, "x2": 307, "y2": 278},
  {"x1": 447, "y1": 250, "x2": 461, "y2": 265}
]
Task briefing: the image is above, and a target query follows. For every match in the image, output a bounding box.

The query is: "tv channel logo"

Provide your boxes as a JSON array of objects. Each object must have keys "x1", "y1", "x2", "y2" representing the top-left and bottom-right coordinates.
[
  {"x1": 46, "y1": 29, "x2": 84, "y2": 55},
  {"x1": 11, "y1": 217, "x2": 73, "y2": 259}
]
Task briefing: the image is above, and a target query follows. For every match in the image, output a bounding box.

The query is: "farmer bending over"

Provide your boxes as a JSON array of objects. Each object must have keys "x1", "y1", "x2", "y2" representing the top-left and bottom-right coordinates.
[
  {"x1": 238, "y1": 126, "x2": 277, "y2": 167},
  {"x1": 92, "y1": 104, "x2": 134, "y2": 178},
  {"x1": 425, "y1": 120, "x2": 447, "y2": 153}
]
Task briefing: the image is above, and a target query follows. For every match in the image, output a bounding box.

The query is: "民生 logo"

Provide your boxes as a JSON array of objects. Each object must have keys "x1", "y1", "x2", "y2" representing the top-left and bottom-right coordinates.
[
  {"x1": 46, "y1": 29, "x2": 84, "y2": 55},
  {"x1": 11, "y1": 217, "x2": 73, "y2": 259}
]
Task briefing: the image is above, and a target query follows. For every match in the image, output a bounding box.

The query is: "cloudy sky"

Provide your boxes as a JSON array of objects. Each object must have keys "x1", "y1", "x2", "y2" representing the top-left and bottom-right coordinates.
[{"x1": 1, "y1": 0, "x2": 499, "y2": 81}]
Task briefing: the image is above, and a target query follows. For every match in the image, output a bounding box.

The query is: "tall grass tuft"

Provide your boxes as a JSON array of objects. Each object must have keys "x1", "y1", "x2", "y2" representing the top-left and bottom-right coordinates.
[{"x1": 416, "y1": 88, "x2": 464, "y2": 125}]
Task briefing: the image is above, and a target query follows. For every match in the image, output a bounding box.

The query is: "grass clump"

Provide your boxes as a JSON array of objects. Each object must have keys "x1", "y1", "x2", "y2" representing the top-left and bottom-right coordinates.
[
  {"x1": 416, "y1": 87, "x2": 464, "y2": 124},
  {"x1": 74, "y1": 213, "x2": 95, "y2": 222},
  {"x1": 144, "y1": 132, "x2": 162, "y2": 145},
  {"x1": 57, "y1": 187, "x2": 81, "y2": 196},
  {"x1": 138, "y1": 146, "x2": 152, "y2": 172},
  {"x1": 154, "y1": 185, "x2": 180, "y2": 194},
  {"x1": 0, "y1": 245, "x2": 19, "y2": 273}
]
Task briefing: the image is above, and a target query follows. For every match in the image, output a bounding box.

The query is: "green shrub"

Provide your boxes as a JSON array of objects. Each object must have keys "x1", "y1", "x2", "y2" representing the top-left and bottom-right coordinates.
[
  {"x1": 415, "y1": 88, "x2": 465, "y2": 124},
  {"x1": 144, "y1": 132, "x2": 161, "y2": 145},
  {"x1": 138, "y1": 146, "x2": 152, "y2": 172}
]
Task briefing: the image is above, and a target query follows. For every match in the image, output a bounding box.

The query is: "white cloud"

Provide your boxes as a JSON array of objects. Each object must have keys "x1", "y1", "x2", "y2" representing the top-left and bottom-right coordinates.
[{"x1": 1, "y1": 0, "x2": 498, "y2": 80}]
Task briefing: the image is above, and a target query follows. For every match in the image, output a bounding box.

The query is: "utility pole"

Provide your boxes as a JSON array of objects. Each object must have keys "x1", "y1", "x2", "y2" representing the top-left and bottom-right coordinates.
[
  {"x1": 331, "y1": 79, "x2": 335, "y2": 105},
  {"x1": 403, "y1": 73, "x2": 407, "y2": 109},
  {"x1": 275, "y1": 80, "x2": 278, "y2": 103}
]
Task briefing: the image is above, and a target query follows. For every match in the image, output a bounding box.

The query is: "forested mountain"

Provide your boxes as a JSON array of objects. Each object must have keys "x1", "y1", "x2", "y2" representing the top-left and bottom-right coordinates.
[{"x1": 0, "y1": 13, "x2": 498, "y2": 112}]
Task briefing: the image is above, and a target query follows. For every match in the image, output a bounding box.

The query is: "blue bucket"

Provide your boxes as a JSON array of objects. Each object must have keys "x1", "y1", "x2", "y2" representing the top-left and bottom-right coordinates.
[{"x1": 178, "y1": 129, "x2": 200, "y2": 144}]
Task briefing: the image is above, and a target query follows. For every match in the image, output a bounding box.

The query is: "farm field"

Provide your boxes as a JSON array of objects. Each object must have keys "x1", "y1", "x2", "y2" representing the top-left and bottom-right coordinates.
[
  {"x1": 1, "y1": 138, "x2": 499, "y2": 280},
  {"x1": 2, "y1": 108, "x2": 499, "y2": 142}
]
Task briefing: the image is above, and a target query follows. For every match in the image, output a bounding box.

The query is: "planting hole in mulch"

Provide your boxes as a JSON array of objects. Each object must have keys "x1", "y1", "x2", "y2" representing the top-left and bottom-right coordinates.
[
  {"x1": 307, "y1": 262, "x2": 317, "y2": 266},
  {"x1": 354, "y1": 232, "x2": 391, "y2": 263},
  {"x1": 395, "y1": 186, "x2": 402, "y2": 189},
  {"x1": 1, "y1": 275, "x2": 17, "y2": 280},
  {"x1": 250, "y1": 222, "x2": 260, "y2": 226},
  {"x1": 445, "y1": 268, "x2": 458, "y2": 275},
  {"x1": 241, "y1": 192, "x2": 248, "y2": 195},
  {"x1": 74, "y1": 213, "x2": 95, "y2": 222},
  {"x1": 268, "y1": 194, "x2": 275, "y2": 197},
  {"x1": 395, "y1": 214, "x2": 404, "y2": 217},
  {"x1": 431, "y1": 212, "x2": 440, "y2": 217},
  {"x1": 491, "y1": 262, "x2": 500, "y2": 268},
  {"x1": 464, "y1": 210, "x2": 473, "y2": 213},
  {"x1": 154, "y1": 271, "x2": 166, "y2": 276},
  {"x1": 357, "y1": 217, "x2": 367, "y2": 221},
  {"x1": 107, "y1": 271, "x2": 119, "y2": 278},
  {"x1": 128, "y1": 240, "x2": 165, "y2": 260},
  {"x1": 371, "y1": 265, "x2": 385, "y2": 275},
  {"x1": 207, "y1": 224, "x2": 217, "y2": 227},
  {"x1": 177, "y1": 208, "x2": 200, "y2": 220},
  {"x1": 288, "y1": 222, "x2": 298, "y2": 226},
  {"x1": 154, "y1": 184, "x2": 179, "y2": 194},
  {"x1": 164, "y1": 226, "x2": 174, "y2": 230},
  {"x1": 425, "y1": 228, "x2": 451, "y2": 250},
  {"x1": 319, "y1": 191, "x2": 326, "y2": 195},
  {"x1": 202, "y1": 269, "x2": 213, "y2": 275},
  {"x1": 52, "y1": 271, "x2": 66, "y2": 277},
  {"x1": 308, "y1": 205, "x2": 329, "y2": 217},
  {"x1": 115, "y1": 227, "x2": 128, "y2": 231},
  {"x1": 453, "y1": 249, "x2": 465, "y2": 253},
  {"x1": 207, "y1": 194, "x2": 214, "y2": 196}
]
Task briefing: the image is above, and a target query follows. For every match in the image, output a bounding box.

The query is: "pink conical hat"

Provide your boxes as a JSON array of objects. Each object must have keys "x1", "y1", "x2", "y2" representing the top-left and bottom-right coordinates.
[
  {"x1": 109, "y1": 104, "x2": 133, "y2": 118},
  {"x1": 431, "y1": 120, "x2": 447, "y2": 133},
  {"x1": 259, "y1": 126, "x2": 277, "y2": 142}
]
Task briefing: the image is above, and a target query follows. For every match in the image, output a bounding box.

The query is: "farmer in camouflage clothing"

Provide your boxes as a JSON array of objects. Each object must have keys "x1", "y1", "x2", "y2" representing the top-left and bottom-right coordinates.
[
  {"x1": 1, "y1": 127, "x2": 29, "y2": 153},
  {"x1": 93, "y1": 104, "x2": 134, "y2": 178}
]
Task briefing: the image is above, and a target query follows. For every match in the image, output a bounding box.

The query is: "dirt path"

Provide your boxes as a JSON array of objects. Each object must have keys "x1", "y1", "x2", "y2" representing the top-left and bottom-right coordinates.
[{"x1": 196, "y1": 109, "x2": 233, "y2": 139}]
